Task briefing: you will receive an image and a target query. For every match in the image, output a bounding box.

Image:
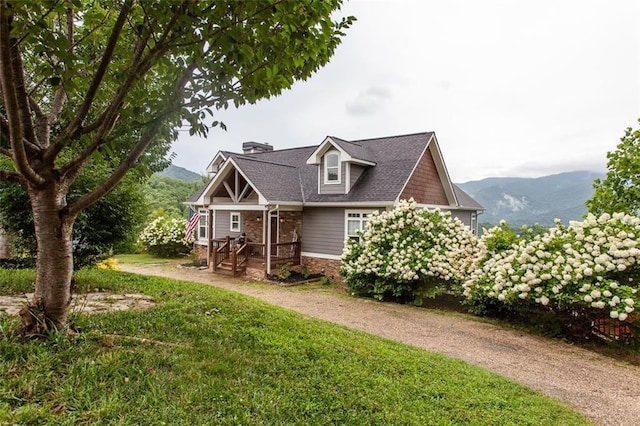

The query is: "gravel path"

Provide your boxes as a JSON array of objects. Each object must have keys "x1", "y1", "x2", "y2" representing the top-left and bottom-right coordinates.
[{"x1": 120, "y1": 264, "x2": 640, "y2": 426}]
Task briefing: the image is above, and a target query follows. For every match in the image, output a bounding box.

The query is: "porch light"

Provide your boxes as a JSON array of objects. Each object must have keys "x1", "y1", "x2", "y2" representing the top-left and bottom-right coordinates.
[
  {"x1": 256, "y1": 215, "x2": 262, "y2": 222},
  {"x1": 279, "y1": 217, "x2": 286, "y2": 223}
]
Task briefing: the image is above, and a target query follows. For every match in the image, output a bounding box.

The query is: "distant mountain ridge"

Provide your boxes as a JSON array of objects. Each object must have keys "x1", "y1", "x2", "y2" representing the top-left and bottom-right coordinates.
[
  {"x1": 457, "y1": 171, "x2": 604, "y2": 227},
  {"x1": 157, "y1": 164, "x2": 202, "y2": 182}
]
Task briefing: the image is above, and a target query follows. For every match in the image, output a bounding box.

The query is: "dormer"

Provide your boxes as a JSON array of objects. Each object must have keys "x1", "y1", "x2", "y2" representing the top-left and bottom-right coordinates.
[{"x1": 306, "y1": 136, "x2": 376, "y2": 195}]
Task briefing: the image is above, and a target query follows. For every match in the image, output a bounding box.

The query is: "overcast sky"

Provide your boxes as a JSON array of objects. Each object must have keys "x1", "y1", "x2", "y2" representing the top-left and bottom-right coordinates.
[{"x1": 170, "y1": 0, "x2": 640, "y2": 183}]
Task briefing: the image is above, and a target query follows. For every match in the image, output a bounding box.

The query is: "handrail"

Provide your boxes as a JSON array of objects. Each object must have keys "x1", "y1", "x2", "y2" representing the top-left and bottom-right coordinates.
[
  {"x1": 213, "y1": 240, "x2": 230, "y2": 272},
  {"x1": 231, "y1": 243, "x2": 248, "y2": 277}
]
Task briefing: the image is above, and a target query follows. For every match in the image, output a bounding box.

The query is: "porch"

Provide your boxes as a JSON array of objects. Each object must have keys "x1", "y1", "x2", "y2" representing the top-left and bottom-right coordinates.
[
  {"x1": 207, "y1": 209, "x2": 302, "y2": 277},
  {"x1": 210, "y1": 236, "x2": 301, "y2": 277}
]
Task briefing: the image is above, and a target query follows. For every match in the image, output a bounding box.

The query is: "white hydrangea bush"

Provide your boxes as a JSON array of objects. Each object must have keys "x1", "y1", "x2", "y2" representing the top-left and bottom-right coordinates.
[
  {"x1": 341, "y1": 199, "x2": 478, "y2": 303},
  {"x1": 463, "y1": 213, "x2": 640, "y2": 321},
  {"x1": 139, "y1": 216, "x2": 191, "y2": 257}
]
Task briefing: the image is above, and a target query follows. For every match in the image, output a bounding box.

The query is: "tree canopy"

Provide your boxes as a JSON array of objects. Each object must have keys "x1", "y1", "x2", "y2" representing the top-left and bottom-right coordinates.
[
  {"x1": 587, "y1": 120, "x2": 640, "y2": 215},
  {"x1": 0, "y1": 0, "x2": 353, "y2": 330}
]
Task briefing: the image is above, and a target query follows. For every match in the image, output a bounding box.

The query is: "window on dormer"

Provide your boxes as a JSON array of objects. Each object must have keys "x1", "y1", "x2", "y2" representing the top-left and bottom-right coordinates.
[{"x1": 324, "y1": 151, "x2": 340, "y2": 184}]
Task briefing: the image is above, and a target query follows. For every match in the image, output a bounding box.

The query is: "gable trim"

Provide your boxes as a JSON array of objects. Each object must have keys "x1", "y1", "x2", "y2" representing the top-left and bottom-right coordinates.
[
  {"x1": 196, "y1": 157, "x2": 268, "y2": 205},
  {"x1": 305, "y1": 136, "x2": 376, "y2": 166},
  {"x1": 205, "y1": 151, "x2": 228, "y2": 174}
]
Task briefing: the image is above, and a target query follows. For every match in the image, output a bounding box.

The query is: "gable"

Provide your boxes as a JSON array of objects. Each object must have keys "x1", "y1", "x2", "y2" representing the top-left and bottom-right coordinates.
[
  {"x1": 399, "y1": 148, "x2": 449, "y2": 205},
  {"x1": 195, "y1": 158, "x2": 267, "y2": 205},
  {"x1": 305, "y1": 136, "x2": 376, "y2": 166}
]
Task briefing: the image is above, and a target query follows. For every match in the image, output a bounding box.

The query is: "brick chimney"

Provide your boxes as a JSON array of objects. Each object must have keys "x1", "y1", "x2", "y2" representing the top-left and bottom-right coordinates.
[{"x1": 242, "y1": 141, "x2": 273, "y2": 154}]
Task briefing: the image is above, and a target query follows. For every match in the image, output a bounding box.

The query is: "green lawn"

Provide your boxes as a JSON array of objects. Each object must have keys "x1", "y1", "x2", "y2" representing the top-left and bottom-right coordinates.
[
  {"x1": 114, "y1": 253, "x2": 187, "y2": 265},
  {"x1": 0, "y1": 269, "x2": 590, "y2": 425}
]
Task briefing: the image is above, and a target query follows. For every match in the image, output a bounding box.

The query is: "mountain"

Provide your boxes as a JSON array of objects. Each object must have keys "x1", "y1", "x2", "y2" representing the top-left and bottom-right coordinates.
[
  {"x1": 157, "y1": 164, "x2": 203, "y2": 182},
  {"x1": 457, "y1": 171, "x2": 605, "y2": 227}
]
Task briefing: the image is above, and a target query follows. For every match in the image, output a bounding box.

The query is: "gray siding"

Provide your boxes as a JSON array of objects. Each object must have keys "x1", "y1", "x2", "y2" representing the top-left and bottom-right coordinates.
[
  {"x1": 349, "y1": 164, "x2": 367, "y2": 190},
  {"x1": 450, "y1": 210, "x2": 472, "y2": 227},
  {"x1": 319, "y1": 157, "x2": 346, "y2": 195},
  {"x1": 214, "y1": 210, "x2": 243, "y2": 239},
  {"x1": 302, "y1": 207, "x2": 345, "y2": 256}
]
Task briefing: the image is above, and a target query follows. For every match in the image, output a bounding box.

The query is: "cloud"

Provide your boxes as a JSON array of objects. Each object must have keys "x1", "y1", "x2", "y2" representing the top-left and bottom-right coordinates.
[{"x1": 345, "y1": 86, "x2": 392, "y2": 116}]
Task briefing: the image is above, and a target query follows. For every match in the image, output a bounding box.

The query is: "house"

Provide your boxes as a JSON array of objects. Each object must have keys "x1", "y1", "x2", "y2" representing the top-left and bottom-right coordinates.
[{"x1": 185, "y1": 132, "x2": 483, "y2": 278}]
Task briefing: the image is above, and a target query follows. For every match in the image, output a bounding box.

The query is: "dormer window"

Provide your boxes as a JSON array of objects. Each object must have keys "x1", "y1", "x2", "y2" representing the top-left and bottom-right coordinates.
[{"x1": 324, "y1": 151, "x2": 340, "y2": 184}]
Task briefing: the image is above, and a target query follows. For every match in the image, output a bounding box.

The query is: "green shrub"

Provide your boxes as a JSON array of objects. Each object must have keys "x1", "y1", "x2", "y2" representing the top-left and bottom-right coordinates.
[
  {"x1": 463, "y1": 213, "x2": 640, "y2": 332},
  {"x1": 277, "y1": 263, "x2": 292, "y2": 281},
  {"x1": 301, "y1": 265, "x2": 311, "y2": 279},
  {"x1": 341, "y1": 199, "x2": 478, "y2": 304},
  {"x1": 139, "y1": 216, "x2": 191, "y2": 258}
]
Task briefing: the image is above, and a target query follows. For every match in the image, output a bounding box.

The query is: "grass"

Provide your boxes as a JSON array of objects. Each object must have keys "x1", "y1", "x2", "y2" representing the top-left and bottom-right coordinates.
[
  {"x1": 114, "y1": 253, "x2": 186, "y2": 265},
  {"x1": 0, "y1": 269, "x2": 590, "y2": 425}
]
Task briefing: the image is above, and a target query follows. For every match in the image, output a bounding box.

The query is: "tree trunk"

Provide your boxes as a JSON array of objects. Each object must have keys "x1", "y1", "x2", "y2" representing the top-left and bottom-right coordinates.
[{"x1": 26, "y1": 184, "x2": 75, "y2": 330}]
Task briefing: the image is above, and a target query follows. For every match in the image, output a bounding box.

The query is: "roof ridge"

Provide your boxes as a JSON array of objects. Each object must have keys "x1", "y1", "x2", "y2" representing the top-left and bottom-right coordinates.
[
  {"x1": 350, "y1": 131, "x2": 432, "y2": 144},
  {"x1": 243, "y1": 145, "x2": 317, "y2": 155},
  {"x1": 328, "y1": 136, "x2": 365, "y2": 148},
  {"x1": 231, "y1": 154, "x2": 298, "y2": 169}
]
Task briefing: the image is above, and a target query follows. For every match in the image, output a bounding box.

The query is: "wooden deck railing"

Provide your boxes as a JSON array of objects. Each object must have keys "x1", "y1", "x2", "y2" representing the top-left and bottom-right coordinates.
[
  {"x1": 270, "y1": 241, "x2": 301, "y2": 266},
  {"x1": 211, "y1": 238, "x2": 301, "y2": 273},
  {"x1": 247, "y1": 242, "x2": 266, "y2": 262}
]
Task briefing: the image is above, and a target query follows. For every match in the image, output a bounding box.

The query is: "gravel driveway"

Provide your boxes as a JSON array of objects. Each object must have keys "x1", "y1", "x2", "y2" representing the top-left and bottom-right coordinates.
[{"x1": 120, "y1": 264, "x2": 640, "y2": 426}]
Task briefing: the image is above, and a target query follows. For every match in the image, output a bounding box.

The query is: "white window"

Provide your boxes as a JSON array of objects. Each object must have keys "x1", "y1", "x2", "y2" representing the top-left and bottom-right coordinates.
[
  {"x1": 471, "y1": 213, "x2": 477, "y2": 235},
  {"x1": 324, "y1": 151, "x2": 340, "y2": 184},
  {"x1": 230, "y1": 212, "x2": 241, "y2": 232},
  {"x1": 198, "y1": 209, "x2": 208, "y2": 240},
  {"x1": 345, "y1": 211, "x2": 371, "y2": 242}
]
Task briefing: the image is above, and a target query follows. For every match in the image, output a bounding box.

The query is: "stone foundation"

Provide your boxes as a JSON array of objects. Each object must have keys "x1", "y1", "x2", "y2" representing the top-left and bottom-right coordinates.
[
  {"x1": 244, "y1": 266, "x2": 266, "y2": 282},
  {"x1": 192, "y1": 243, "x2": 208, "y2": 265},
  {"x1": 301, "y1": 256, "x2": 343, "y2": 282}
]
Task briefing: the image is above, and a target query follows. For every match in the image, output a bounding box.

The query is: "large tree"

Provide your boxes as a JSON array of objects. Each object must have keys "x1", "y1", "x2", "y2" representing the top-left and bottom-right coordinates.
[
  {"x1": 587, "y1": 120, "x2": 640, "y2": 215},
  {"x1": 0, "y1": 0, "x2": 353, "y2": 331}
]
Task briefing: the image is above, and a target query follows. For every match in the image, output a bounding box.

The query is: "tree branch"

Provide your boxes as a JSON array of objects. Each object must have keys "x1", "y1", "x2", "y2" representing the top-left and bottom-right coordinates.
[
  {"x1": 52, "y1": 1, "x2": 132, "y2": 148},
  {"x1": 55, "y1": 27, "x2": 155, "y2": 174},
  {"x1": 0, "y1": 113, "x2": 41, "y2": 154},
  {"x1": 0, "y1": 169, "x2": 25, "y2": 185},
  {"x1": 67, "y1": 65, "x2": 194, "y2": 216},
  {"x1": 0, "y1": 1, "x2": 45, "y2": 186}
]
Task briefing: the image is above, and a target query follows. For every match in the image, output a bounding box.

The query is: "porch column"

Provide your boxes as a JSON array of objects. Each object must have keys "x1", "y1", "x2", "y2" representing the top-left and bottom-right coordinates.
[
  {"x1": 265, "y1": 209, "x2": 271, "y2": 275},
  {"x1": 207, "y1": 209, "x2": 213, "y2": 267}
]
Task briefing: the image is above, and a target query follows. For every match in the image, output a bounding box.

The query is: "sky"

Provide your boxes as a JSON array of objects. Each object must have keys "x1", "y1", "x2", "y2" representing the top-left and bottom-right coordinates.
[{"x1": 170, "y1": 0, "x2": 640, "y2": 183}]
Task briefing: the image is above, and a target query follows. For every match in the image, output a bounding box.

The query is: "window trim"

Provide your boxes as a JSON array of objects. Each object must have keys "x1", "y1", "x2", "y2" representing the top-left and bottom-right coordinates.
[
  {"x1": 344, "y1": 210, "x2": 372, "y2": 242},
  {"x1": 230, "y1": 211, "x2": 241, "y2": 232},
  {"x1": 197, "y1": 209, "x2": 208, "y2": 240},
  {"x1": 471, "y1": 212, "x2": 477, "y2": 235},
  {"x1": 323, "y1": 150, "x2": 341, "y2": 184}
]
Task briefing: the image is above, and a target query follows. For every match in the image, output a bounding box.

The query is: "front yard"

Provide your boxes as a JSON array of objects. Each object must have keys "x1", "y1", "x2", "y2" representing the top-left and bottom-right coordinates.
[{"x1": 0, "y1": 268, "x2": 588, "y2": 425}]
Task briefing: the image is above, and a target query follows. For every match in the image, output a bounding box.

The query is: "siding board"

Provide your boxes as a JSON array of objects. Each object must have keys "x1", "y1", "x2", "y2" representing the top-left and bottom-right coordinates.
[
  {"x1": 450, "y1": 210, "x2": 471, "y2": 227},
  {"x1": 214, "y1": 210, "x2": 243, "y2": 239},
  {"x1": 350, "y1": 164, "x2": 367, "y2": 190},
  {"x1": 319, "y1": 157, "x2": 346, "y2": 194},
  {"x1": 400, "y1": 149, "x2": 449, "y2": 205},
  {"x1": 302, "y1": 207, "x2": 345, "y2": 255}
]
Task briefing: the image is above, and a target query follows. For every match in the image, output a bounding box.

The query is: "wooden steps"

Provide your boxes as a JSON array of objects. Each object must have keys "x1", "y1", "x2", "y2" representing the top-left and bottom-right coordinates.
[{"x1": 215, "y1": 260, "x2": 246, "y2": 276}]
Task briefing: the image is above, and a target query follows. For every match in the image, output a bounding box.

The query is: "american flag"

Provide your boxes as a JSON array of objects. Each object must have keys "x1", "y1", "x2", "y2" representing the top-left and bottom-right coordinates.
[{"x1": 185, "y1": 208, "x2": 200, "y2": 240}]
